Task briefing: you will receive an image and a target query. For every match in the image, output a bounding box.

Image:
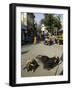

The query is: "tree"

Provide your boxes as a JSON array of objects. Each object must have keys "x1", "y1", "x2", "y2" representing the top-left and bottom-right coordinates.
[
  {"x1": 53, "y1": 15, "x2": 62, "y2": 30},
  {"x1": 40, "y1": 14, "x2": 62, "y2": 34}
]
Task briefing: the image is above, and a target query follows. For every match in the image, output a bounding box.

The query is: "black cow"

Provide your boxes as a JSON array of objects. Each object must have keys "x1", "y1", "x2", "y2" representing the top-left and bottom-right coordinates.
[{"x1": 36, "y1": 55, "x2": 59, "y2": 70}]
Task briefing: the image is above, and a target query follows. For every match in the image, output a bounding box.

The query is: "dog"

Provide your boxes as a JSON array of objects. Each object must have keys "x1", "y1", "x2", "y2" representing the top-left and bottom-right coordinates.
[
  {"x1": 23, "y1": 58, "x2": 39, "y2": 72},
  {"x1": 36, "y1": 55, "x2": 59, "y2": 70}
]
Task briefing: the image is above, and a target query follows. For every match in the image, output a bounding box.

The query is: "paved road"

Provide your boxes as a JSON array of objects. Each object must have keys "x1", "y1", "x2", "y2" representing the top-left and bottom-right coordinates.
[{"x1": 21, "y1": 42, "x2": 63, "y2": 77}]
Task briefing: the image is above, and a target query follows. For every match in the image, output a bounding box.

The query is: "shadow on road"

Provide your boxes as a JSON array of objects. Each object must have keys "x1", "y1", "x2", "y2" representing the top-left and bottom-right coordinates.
[{"x1": 21, "y1": 50, "x2": 30, "y2": 54}]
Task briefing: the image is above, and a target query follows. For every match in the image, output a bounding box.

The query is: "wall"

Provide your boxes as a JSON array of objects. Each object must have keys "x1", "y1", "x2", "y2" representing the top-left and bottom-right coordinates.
[{"x1": 0, "y1": 0, "x2": 72, "y2": 90}]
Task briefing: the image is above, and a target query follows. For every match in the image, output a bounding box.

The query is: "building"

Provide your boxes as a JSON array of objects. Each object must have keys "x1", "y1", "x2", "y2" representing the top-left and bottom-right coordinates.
[
  {"x1": 21, "y1": 13, "x2": 27, "y2": 45},
  {"x1": 21, "y1": 13, "x2": 35, "y2": 45},
  {"x1": 27, "y1": 13, "x2": 35, "y2": 37}
]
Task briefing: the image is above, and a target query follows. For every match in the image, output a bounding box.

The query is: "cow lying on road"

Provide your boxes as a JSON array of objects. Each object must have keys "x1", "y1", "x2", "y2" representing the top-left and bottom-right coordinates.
[
  {"x1": 23, "y1": 59, "x2": 39, "y2": 72},
  {"x1": 36, "y1": 55, "x2": 60, "y2": 70}
]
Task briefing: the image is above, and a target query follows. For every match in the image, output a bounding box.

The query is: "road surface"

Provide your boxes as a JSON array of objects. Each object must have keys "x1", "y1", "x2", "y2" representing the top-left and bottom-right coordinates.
[{"x1": 21, "y1": 42, "x2": 63, "y2": 77}]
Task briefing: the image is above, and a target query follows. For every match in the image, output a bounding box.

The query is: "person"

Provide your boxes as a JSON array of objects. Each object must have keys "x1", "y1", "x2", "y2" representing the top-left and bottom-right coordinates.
[
  {"x1": 33, "y1": 36, "x2": 36, "y2": 44},
  {"x1": 48, "y1": 34, "x2": 53, "y2": 45},
  {"x1": 52, "y1": 34, "x2": 56, "y2": 44}
]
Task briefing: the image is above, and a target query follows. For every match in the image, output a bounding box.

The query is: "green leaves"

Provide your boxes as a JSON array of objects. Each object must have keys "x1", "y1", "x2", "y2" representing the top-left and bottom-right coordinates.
[{"x1": 40, "y1": 14, "x2": 62, "y2": 33}]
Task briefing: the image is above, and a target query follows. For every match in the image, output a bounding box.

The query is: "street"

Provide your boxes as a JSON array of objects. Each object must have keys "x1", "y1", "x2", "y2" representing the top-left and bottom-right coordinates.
[{"x1": 21, "y1": 42, "x2": 63, "y2": 77}]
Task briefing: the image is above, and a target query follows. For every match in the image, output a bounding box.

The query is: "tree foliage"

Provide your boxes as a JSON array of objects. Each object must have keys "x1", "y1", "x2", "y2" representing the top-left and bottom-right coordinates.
[{"x1": 40, "y1": 14, "x2": 62, "y2": 33}]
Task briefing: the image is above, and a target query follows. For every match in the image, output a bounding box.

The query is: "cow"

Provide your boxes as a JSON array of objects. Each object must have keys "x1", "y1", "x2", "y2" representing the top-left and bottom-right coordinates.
[
  {"x1": 36, "y1": 55, "x2": 59, "y2": 70},
  {"x1": 23, "y1": 58, "x2": 39, "y2": 72}
]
